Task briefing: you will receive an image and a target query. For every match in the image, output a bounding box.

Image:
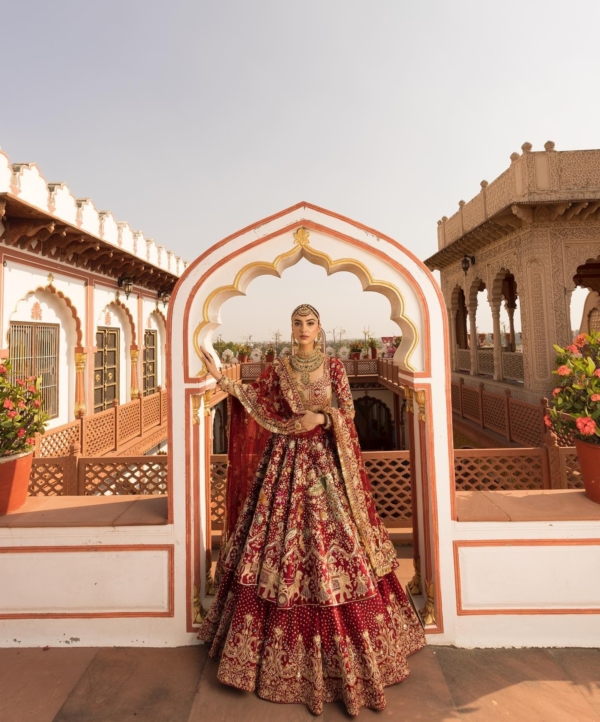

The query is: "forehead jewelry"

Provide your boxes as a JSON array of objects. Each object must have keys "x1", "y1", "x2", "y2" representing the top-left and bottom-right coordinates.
[{"x1": 291, "y1": 303, "x2": 320, "y2": 321}]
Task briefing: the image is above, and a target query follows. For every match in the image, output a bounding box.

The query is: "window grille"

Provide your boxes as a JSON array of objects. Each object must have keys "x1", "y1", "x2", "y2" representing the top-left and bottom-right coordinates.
[
  {"x1": 94, "y1": 327, "x2": 120, "y2": 413},
  {"x1": 143, "y1": 330, "x2": 157, "y2": 396},
  {"x1": 8, "y1": 322, "x2": 59, "y2": 419}
]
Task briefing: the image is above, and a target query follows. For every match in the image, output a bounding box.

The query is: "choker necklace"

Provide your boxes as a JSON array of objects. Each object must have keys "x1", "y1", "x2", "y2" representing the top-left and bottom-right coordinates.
[{"x1": 290, "y1": 349, "x2": 324, "y2": 385}]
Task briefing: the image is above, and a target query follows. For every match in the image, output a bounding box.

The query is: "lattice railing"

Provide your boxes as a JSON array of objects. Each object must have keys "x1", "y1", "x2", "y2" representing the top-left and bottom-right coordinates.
[
  {"x1": 363, "y1": 451, "x2": 412, "y2": 527},
  {"x1": 502, "y1": 351, "x2": 524, "y2": 381},
  {"x1": 30, "y1": 458, "x2": 68, "y2": 496},
  {"x1": 80, "y1": 456, "x2": 168, "y2": 495},
  {"x1": 457, "y1": 348, "x2": 471, "y2": 372},
  {"x1": 508, "y1": 398, "x2": 544, "y2": 447},
  {"x1": 161, "y1": 389, "x2": 168, "y2": 423},
  {"x1": 451, "y1": 383, "x2": 461, "y2": 413},
  {"x1": 83, "y1": 408, "x2": 116, "y2": 456},
  {"x1": 210, "y1": 454, "x2": 228, "y2": 530},
  {"x1": 118, "y1": 401, "x2": 141, "y2": 445},
  {"x1": 559, "y1": 448, "x2": 583, "y2": 489},
  {"x1": 461, "y1": 385, "x2": 481, "y2": 423},
  {"x1": 38, "y1": 420, "x2": 81, "y2": 457},
  {"x1": 142, "y1": 392, "x2": 161, "y2": 431},
  {"x1": 452, "y1": 381, "x2": 546, "y2": 448},
  {"x1": 240, "y1": 362, "x2": 264, "y2": 380},
  {"x1": 454, "y1": 448, "x2": 548, "y2": 491},
  {"x1": 37, "y1": 390, "x2": 167, "y2": 458},
  {"x1": 477, "y1": 349, "x2": 494, "y2": 376},
  {"x1": 481, "y1": 391, "x2": 507, "y2": 436}
]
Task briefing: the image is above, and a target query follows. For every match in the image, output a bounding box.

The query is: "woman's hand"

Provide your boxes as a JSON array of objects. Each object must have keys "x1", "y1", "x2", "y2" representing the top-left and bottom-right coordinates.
[
  {"x1": 199, "y1": 346, "x2": 222, "y2": 380},
  {"x1": 287, "y1": 411, "x2": 325, "y2": 434}
]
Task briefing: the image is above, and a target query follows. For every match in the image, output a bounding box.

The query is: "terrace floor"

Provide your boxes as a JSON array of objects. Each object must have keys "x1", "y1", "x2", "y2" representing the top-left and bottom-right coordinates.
[{"x1": 1, "y1": 643, "x2": 599, "y2": 721}]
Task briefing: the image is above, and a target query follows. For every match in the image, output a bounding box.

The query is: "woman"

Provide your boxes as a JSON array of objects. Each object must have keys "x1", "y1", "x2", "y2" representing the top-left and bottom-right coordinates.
[{"x1": 198, "y1": 304, "x2": 425, "y2": 716}]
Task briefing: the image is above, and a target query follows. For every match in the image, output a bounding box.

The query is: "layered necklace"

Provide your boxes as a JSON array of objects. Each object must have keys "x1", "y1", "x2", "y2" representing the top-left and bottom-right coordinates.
[{"x1": 289, "y1": 349, "x2": 324, "y2": 385}]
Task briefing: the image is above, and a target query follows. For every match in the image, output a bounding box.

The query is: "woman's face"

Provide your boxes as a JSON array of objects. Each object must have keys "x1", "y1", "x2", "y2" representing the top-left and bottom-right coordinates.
[{"x1": 292, "y1": 313, "x2": 320, "y2": 351}]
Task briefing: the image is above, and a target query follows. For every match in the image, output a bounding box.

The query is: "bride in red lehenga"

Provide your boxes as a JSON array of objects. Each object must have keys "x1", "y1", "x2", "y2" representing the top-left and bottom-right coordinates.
[{"x1": 198, "y1": 304, "x2": 425, "y2": 716}]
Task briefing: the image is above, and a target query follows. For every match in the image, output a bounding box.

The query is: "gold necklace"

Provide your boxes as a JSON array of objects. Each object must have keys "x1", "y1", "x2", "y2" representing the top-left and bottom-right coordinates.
[{"x1": 289, "y1": 349, "x2": 324, "y2": 385}]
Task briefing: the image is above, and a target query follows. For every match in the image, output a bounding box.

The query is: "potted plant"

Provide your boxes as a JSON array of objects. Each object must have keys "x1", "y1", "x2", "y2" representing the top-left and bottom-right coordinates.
[
  {"x1": 367, "y1": 336, "x2": 380, "y2": 359},
  {"x1": 0, "y1": 361, "x2": 49, "y2": 514},
  {"x1": 349, "y1": 341, "x2": 363, "y2": 360},
  {"x1": 265, "y1": 347, "x2": 276, "y2": 363},
  {"x1": 546, "y1": 331, "x2": 600, "y2": 503},
  {"x1": 238, "y1": 344, "x2": 251, "y2": 363}
]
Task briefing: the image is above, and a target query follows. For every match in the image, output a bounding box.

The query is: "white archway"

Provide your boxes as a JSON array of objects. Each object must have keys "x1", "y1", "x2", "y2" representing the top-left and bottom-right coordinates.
[{"x1": 167, "y1": 203, "x2": 454, "y2": 642}]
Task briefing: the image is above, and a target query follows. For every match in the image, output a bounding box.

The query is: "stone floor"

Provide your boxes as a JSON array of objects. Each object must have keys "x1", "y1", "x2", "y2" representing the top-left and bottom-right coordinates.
[{"x1": 1, "y1": 644, "x2": 599, "y2": 721}]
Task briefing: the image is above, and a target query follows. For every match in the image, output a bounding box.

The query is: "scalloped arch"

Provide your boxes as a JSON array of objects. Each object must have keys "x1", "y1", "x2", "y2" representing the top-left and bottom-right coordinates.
[
  {"x1": 9, "y1": 284, "x2": 83, "y2": 346},
  {"x1": 192, "y1": 239, "x2": 420, "y2": 373},
  {"x1": 101, "y1": 299, "x2": 137, "y2": 345}
]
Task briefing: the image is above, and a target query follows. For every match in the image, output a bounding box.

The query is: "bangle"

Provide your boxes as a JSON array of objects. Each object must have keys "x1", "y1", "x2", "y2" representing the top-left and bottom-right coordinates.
[{"x1": 322, "y1": 413, "x2": 332, "y2": 430}]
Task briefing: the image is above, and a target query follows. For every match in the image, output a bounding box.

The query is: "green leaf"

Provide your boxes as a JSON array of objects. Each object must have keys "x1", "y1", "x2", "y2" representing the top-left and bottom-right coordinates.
[
  {"x1": 553, "y1": 345, "x2": 566, "y2": 354},
  {"x1": 587, "y1": 357, "x2": 596, "y2": 376}
]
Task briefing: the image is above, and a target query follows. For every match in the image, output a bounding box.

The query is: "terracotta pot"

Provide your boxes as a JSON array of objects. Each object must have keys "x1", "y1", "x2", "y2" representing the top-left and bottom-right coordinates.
[
  {"x1": 238, "y1": 355, "x2": 248, "y2": 363},
  {"x1": 265, "y1": 353, "x2": 275, "y2": 362},
  {"x1": 350, "y1": 352, "x2": 361, "y2": 359},
  {"x1": 574, "y1": 439, "x2": 600, "y2": 504},
  {"x1": 370, "y1": 347, "x2": 378, "y2": 359},
  {"x1": 0, "y1": 451, "x2": 32, "y2": 515}
]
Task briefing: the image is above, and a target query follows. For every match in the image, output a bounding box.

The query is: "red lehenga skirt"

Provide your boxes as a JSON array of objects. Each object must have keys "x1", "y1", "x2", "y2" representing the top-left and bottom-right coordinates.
[{"x1": 198, "y1": 426, "x2": 425, "y2": 716}]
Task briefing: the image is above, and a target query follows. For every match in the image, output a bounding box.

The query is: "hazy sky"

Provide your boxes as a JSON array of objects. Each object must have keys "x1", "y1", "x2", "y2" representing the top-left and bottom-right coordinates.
[{"x1": 2, "y1": 0, "x2": 598, "y2": 340}]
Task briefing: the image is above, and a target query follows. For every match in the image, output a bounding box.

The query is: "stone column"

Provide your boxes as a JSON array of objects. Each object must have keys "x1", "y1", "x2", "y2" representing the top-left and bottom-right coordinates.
[
  {"x1": 506, "y1": 304, "x2": 517, "y2": 352},
  {"x1": 491, "y1": 302, "x2": 503, "y2": 381},
  {"x1": 468, "y1": 302, "x2": 478, "y2": 376},
  {"x1": 74, "y1": 350, "x2": 87, "y2": 418},
  {"x1": 448, "y1": 307, "x2": 458, "y2": 372},
  {"x1": 130, "y1": 346, "x2": 140, "y2": 399}
]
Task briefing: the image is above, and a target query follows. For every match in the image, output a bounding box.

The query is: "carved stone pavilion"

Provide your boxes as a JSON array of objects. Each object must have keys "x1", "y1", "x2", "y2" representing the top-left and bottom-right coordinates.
[{"x1": 425, "y1": 142, "x2": 600, "y2": 411}]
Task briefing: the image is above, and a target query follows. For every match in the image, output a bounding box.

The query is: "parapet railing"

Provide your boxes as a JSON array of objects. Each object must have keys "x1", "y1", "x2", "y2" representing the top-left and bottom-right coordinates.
[{"x1": 35, "y1": 389, "x2": 168, "y2": 458}]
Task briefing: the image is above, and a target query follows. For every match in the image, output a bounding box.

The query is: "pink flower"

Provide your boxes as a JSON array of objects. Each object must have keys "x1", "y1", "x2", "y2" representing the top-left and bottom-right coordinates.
[
  {"x1": 574, "y1": 334, "x2": 588, "y2": 348},
  {"x1": 26, "y1": 437, "x2": 35, "y2": 446},
  {"x1": 544, "y1": 415, "x2": 552, "y2": 427},
  {"x1": 552, "y1": 387, "x2": 562, "y2": 397},
  {"x1": 3, "y1": 399, "x2": 14, "y2": 410},
  {"x1": 595, "y1": 369, "x2": 600, "y2": 379},
  {"x1": 33, "y1": 399, "x2": 41, "y2": 408},
  {"x1": 566, "y1": 344, "x2": 579, "y2": 354},
  {"x1": 0, "y1": 365, "x2": 6, "y2": 374},
  {"x1": 27, "y1": 385, "x2": 36, "y2": 393},
  {"x1": 16, "y1": 428, "x2": 25, "y2": 438},
  {"x1": 557, "y1": 365, "x2": 571, "y2": 376},
  {"x1": 592, "y1": 394, "x2": 600, "y2": 402},
  {"x1": 17, "y1": 400, "x2": 25, "y2": 409},
  {"x1": 6, "y1": 410, "x2": 17, "y2": 419},
  {"x1": 15, "y1": 379, "x2": 25, "y2": 387},
  {"x1": 576, "y1": 416, "x2": 597, "y2": 436},
  {"x1": 27, "y1": 376, "x2": 35, "y2": 382}
]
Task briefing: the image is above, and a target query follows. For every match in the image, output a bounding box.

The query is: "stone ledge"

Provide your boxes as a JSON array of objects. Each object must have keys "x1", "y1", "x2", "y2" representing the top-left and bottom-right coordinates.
[
  {"x1": 0, "y1": 495, "x2": 168, "y2": 528},
  {"x1": 456, "y1": 489, "x2": 600, "y2": 522}
]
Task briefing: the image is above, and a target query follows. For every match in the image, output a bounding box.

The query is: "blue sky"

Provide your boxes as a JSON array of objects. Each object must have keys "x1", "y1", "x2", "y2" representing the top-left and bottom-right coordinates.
[{"x1": 2, "y1": 0, "x2": 598, "y2": 339}]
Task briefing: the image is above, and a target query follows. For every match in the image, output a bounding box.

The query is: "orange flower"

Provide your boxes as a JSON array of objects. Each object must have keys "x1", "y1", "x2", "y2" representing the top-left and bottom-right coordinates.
[
  {"x1": 557, "y1": 365, "x2": 571, "y2": 376},
  {"x1": 574, "y1": 333, "x2": 588, "y2": 348},
  {"x1": 544, "y1": 415, "x2": 552, "y2": 427},
  {"x1": 591, "y1": 394, "x2": 600, "y2": 402},
  {"x1": 6, "y1": 410, "x2": 17, "y2": 419},
  {"x1": 16, "y1": 428, "x2": 25, "y2": 438},
  {"x1": 552, "y1": 388, "x2": 561, "y2": 397},
  {"x1": 16, "y1": 379, "x2": 25, "y2": 387},
  {"x1": 3, "y1": 399, "x2": 14, "y2": 410},
  {"x1": 28, "y1": 385, "x2": 36, "y2": 393},
  {"x1": 576, "y1": 416, "x2": 597, "y2": 436}
]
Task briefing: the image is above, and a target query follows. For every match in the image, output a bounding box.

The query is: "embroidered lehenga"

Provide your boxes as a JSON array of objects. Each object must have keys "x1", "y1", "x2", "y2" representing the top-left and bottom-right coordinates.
[{"x1": 198, "y1": 355, "x2": 425, "y2": 716}]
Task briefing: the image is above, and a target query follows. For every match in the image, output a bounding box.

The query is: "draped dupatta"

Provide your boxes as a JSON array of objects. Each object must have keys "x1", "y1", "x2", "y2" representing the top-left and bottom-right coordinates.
[{"x1": 222, "y1": 357, "x2": 396, "y2": 577}]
